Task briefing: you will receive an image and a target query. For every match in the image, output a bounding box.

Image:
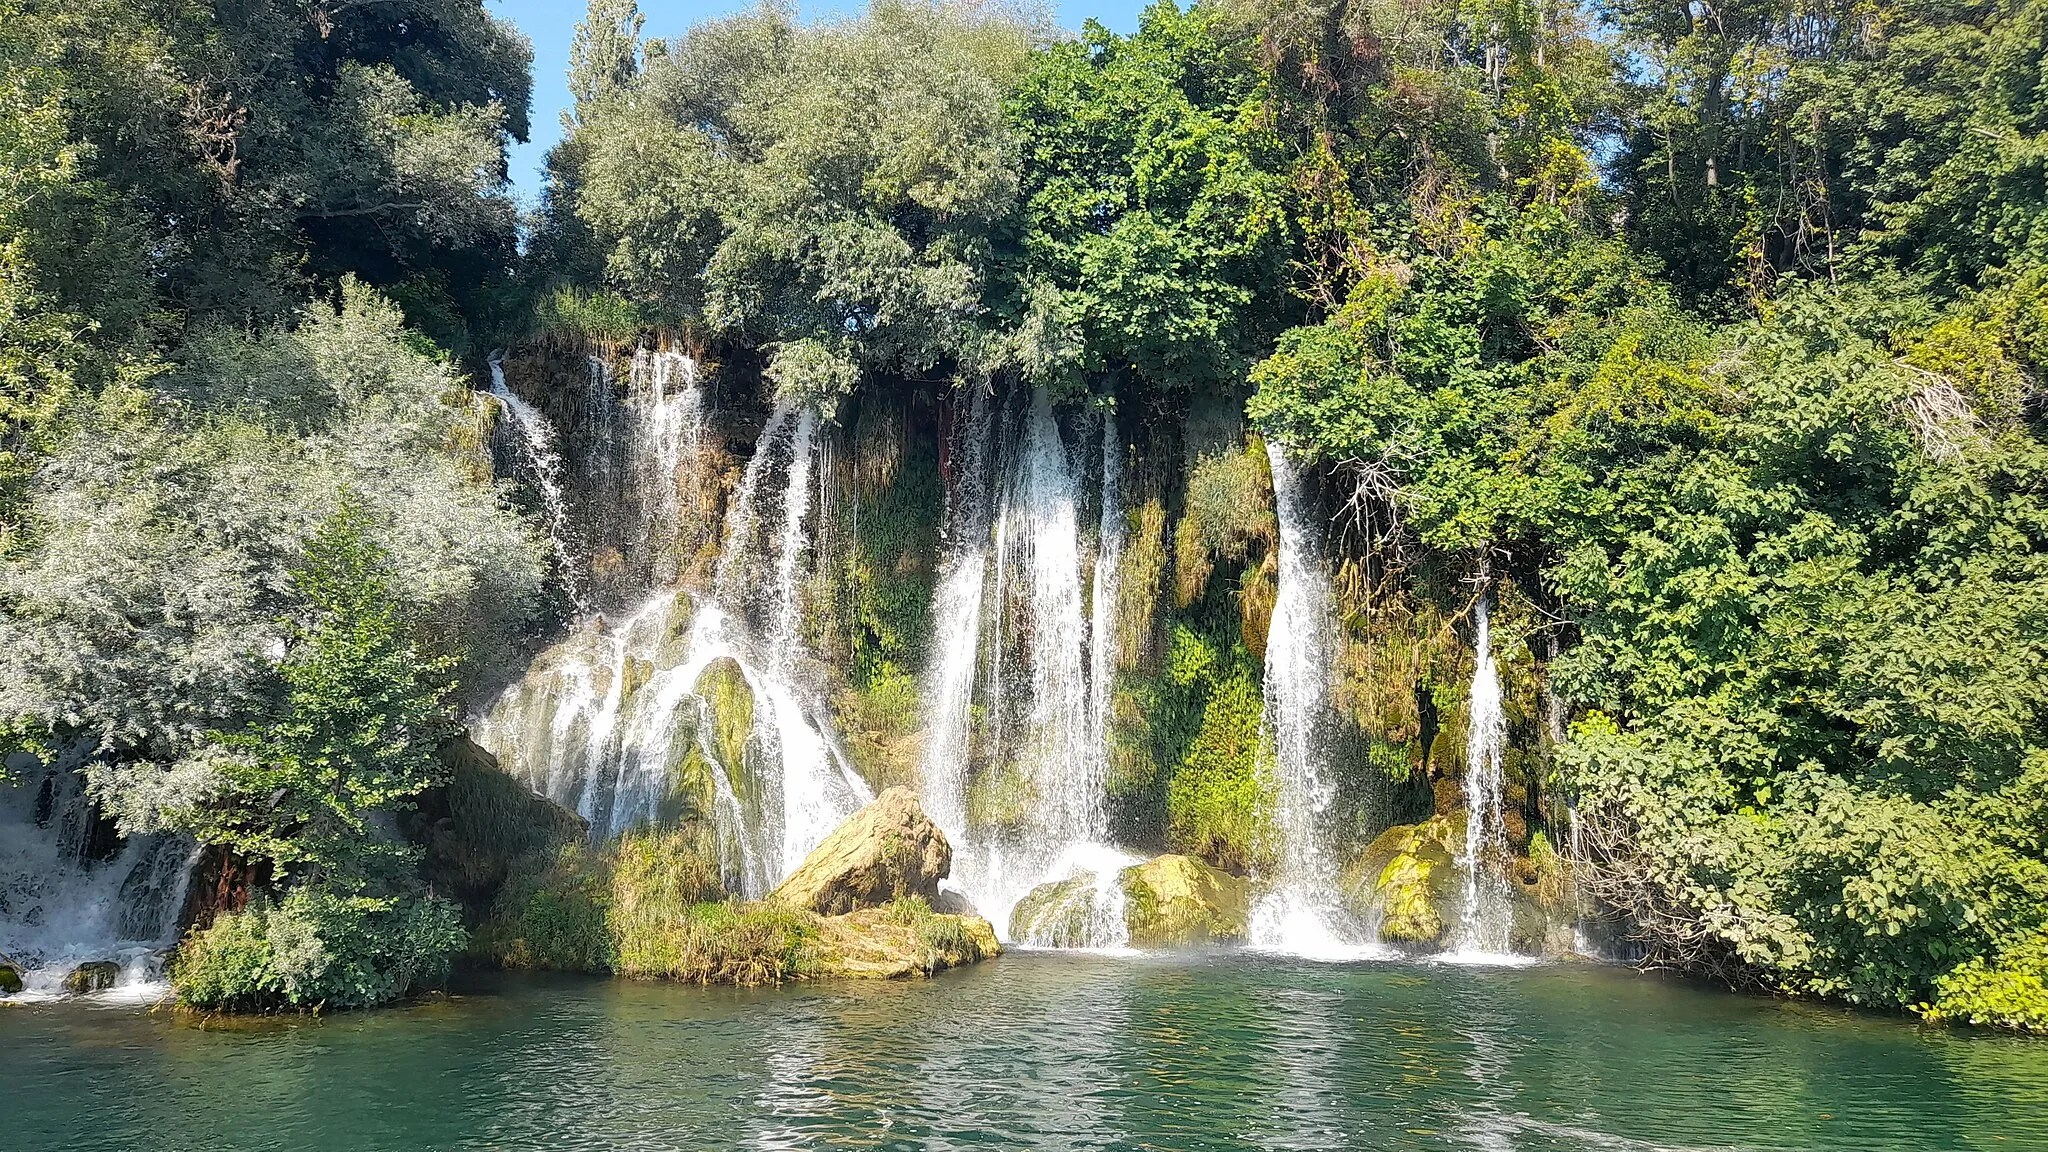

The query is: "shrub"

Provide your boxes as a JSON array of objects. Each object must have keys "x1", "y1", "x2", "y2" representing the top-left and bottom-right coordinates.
[
  {"x1": 1925, "y1": 929, "x2": 2048, "y2": 1034},
  {"x1": 173, "y1": 888, "x2": 464, "y2": 1012}
]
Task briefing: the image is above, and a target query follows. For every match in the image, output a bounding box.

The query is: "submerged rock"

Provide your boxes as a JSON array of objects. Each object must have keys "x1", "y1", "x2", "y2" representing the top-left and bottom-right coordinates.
[
  {"x1": 1010, "y1": 853, "x2": 1252, "y2": 949},
  {"x1": 63, "y1": 960, "x2": 120, "y2": 993},
  {"x1": 769, "y1": 787, "x2": 951, "y2": 916}
]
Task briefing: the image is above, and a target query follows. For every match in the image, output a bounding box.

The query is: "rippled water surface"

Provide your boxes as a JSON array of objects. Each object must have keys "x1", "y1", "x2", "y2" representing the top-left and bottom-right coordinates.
[{"x1": 5, "y1": 952, "x2": 2046, "y2": 1151}]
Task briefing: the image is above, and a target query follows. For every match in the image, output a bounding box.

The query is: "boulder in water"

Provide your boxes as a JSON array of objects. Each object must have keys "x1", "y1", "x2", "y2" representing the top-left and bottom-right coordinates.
[
  {"x1": 1342, "y1": 816, "x2": 1463, "y2": 949},
  {"x1": 813, "y1": 902, "x2": 1000, "y2": 979},
  {"x1": 769, "y1": 788, "x2": 951, "y2": 916},
  {"x1": 1122, "y1": 854, "x2": 1252, "y2": 948},
  {"x1": 0, "y1": 960, "x2": 22, "y2": 995},
  {"x1": 63, "y1": 960, "x2": 120, "y2": 993},
  {"x1": 1010, "y1": 853, "x2": 1252, "y2": 949}
]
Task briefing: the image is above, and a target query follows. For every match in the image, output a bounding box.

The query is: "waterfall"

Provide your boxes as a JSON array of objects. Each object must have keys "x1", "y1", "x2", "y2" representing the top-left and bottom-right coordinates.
[
  {"x1": 918, "y1": 388, "x2": 1129, "y2": 942},
  {"x1": 1087, "y1": 410, "x2": 1123, "y2": 796},
  {"x1": 920, "y1": 391, "x2": 995, "y2": 850},
  {"x1": 967, "y1": 389, "x2": 1100, "y2": 934},
  {"x1": 1249, "y1": 440, "x2": 1362, "y2": 957},
  {"x1": 488, "y1": 354, "x2": 585, "y2": 611},
  {"x1": 769, "y1": 409, "x2": 819, "y2": 665},
  {"x1": 1008, "y1": 389, "x2": 1096, "y2": 849},
  {"x1": 1454, "y1": 596, "x2": 1515, "y2": 956},
  {"x1": 475, "y1": 367, "x2": 871, "y2": 897},
  {"x1": 0, "y1": 759, "x2": 195, "y2": 999},
  {"x1": 626, "y1": 349, "x2": 703, "y2": 590}
]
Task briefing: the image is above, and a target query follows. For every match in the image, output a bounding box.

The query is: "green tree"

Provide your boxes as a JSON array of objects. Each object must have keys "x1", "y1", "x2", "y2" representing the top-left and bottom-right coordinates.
[{"x1": 194, "y1": 501, "x2": 458, "y2": 887}]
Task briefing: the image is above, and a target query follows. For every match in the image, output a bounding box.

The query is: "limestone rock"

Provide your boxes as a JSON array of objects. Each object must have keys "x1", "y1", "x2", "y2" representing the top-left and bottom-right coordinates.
[
  {"x1": 1010, "y1": 873, "x2": 1106, "y2": 947},
  {"x1": 1121, "y1": 854, "x2": 1251, "y2": 948},
  {"x1": 769, "y1": 787, "x2": 951, "y2": 916},
  {"x1": 63, "y1": 960, "x2": 120, "y2": 993}
]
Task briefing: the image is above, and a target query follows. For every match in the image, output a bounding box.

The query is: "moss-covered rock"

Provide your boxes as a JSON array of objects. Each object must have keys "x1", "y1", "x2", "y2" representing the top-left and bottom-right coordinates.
[
  {"x1": 1343, "y1": 817, "x2": 1463, "y2": 949},
  {"x1": 693, "y1": 658, "x2": 755, "y2": 787},
  {"x1": 1122, "y1": 854, "x2": 1251, "y2": 948},
  {"x1": 1010, "y1": 873, "x2": 1109, "y2": 947},
  {"x1": 1011, "y1": 853, "x2": 1251, "y2": 949},
  {"x1": 62, "y1": 960, "x2": 121, "y2": 993},
  {"x1": 769, "y1": 787, "x2": 951, "y2": 915},
  {"x1": 0, "y1": 961, "x2": 23, "y2": 994}
]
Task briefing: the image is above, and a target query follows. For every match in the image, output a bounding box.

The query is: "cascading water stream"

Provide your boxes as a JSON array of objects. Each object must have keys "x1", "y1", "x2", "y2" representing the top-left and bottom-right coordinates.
[
  {"x1": 0, "y1": 758, "x2": 196, "y2": 999},
  {"x1": 919, "y1": 392, "x2": 994, "y2": 853},
  {"x1": 1453, "y1": 595, "x2": 1516, "y2": 958},
  {"x1": 488, "y1": 354, "x2": 585, "y2": 612},
  {"x1": 1249, "y1": 440, "x2": 1363, "y2": 957},
  {"x1": 475, "y1": 369, "x2": 869, "y2": 897}
]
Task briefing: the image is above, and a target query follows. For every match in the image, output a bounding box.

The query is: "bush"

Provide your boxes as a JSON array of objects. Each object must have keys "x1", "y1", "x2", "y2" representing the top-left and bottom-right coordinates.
[
  {"x1": 173, "y1": 888, "x2": 465, "y2": 1012},
  {"x1": 1925, "y1": 929, "x2": 2048, "y2": 1034}
]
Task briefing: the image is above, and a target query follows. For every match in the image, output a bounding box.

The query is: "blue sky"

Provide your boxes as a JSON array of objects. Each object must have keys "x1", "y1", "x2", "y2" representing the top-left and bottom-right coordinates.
[{"x1": 485, "y1": 0, "x2": 1150, "y2": 205}]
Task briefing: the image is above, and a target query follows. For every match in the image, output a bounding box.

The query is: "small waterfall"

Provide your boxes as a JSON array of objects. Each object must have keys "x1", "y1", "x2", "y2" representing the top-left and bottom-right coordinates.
[
  {"x1": 1249, "y1": 440, "x2": 1361, "y2": 956},
  {"x1": 488, "y1": 355, "x2": 585, "y2": 611},
  {"x1": 475, "y1": 369, "x2": 871, "y2": 897},
  {"x1": 626, "y1": 349, "x2": 703, "y2": 590},
  {"x1": 1009, "y1": 389, "x2": 1096, "y2": 849},
  {"x1": 1087, "y1": 410, "x2": 1123, "y2": 793},
  {"x1": 920, "y1": 392, "x2": 995, "y2": 850},
  {"x1": 0, "y1": 760, "x2": 195, "y2": 999},
  {"x1": 1454, "y1": 595, "x2": 1515, "y2": 957},
  {"x1": 921, "y1": 388, "x2": 1129, "y2": 942},
  {"x1": 768, "y1": 409, "x2": 819, "y2": 665},
  {"x1": 967, "y1": 388, "x2": 1102, "y2": 934}
]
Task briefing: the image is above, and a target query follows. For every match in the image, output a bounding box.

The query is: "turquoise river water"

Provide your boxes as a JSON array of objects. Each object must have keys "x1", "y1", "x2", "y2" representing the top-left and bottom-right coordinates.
[{"x1": 4, "y1": 951, "x2": 2045, "y2": 1151}]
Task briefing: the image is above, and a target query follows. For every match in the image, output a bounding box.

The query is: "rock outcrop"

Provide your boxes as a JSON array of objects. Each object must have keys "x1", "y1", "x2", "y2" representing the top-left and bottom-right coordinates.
[
  {"x1": 770, "y1": 787, "x2": 951, "y2": 916},
  {"x1": 63, "y1": 960, "x2": 120, "y2": 993},
  {"x1": 812, "y1": 904, "x2": 1001, "y2": 979},
  {"x1": 1344, "y1": 817, "x2": 1464, "y2": 949},
  {"x1": 1343, "y1": 814, "x2": 1584, "y2": 956}
]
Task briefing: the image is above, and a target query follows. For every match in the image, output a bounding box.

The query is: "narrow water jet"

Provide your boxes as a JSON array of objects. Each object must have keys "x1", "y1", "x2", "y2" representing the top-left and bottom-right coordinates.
[
  {"x1": 1454, "y1": 595, "x2": 1515, "y2": 957},
  {"x1": 919, "y1": 391, "x2": 995, "y2": 851},
  {"x1": 1249, "y1": 440, "x2": 1363, "y2": 956},
  {"x1": 488, "y1": 354, "x2": 585, "y2": 611}
]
